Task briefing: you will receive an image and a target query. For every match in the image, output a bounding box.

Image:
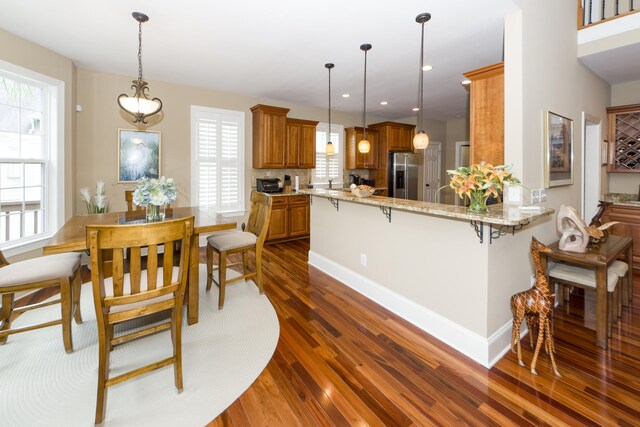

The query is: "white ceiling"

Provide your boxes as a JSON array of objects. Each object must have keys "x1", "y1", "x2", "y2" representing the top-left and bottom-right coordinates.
[{"x1": 0, "y1": 0, "x2": 518, "y2": 121}]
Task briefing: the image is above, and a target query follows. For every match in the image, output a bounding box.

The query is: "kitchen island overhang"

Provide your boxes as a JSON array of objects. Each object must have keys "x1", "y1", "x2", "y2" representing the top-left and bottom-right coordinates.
[{"x1": 300, "y1": 189, "x2": 554, "y2": 368}]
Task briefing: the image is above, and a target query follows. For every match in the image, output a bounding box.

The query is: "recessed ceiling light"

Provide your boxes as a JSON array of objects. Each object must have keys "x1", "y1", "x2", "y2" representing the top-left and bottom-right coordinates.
[
  {"x1": 380, "y1": 101, "x2": 388, "y2": 105},
  {"x1": 461, "y1": 79, "x2": 471, "y2": 85},
  {"x1": 412, "y1": 107, "x2": 420, "y2": 112},
  {"x1": 342, "y1": 93, "x2": 350, "y2": 98},
  {"x1": 422, "y1": 65, "x2": 433, "y2": 71}
]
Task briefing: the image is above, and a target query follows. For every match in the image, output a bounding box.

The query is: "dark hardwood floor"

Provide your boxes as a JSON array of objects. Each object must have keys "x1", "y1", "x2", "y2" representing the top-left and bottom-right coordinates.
[{"x1": 12, "y1": 239, "x2": 640, "y2": 426}]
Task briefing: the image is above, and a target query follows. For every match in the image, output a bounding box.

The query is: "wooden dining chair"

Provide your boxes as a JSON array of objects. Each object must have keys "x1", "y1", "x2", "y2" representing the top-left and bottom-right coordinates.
[
  {"x1": 206, "y1": 192, "x2": 272, "y2": 309},
  {"x1": 87, "y1": 216, "x2": 193, "y2": 425},
  {"x1": 0, "y1": 249, "x2": 82, "y2": 352},
  {"x1": 124, "y1": 190, "x2": 144, "y2": 212}
]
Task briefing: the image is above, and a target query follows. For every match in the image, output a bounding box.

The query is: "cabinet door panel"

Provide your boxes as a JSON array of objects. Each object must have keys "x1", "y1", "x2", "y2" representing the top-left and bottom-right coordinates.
[
  {"x1": 267, "y1": 203, "x2": 288, "y2": 240},
  {"x1": 289, "y1": 202, "x2": 310, "y2": 237},
  {"x1": 286, "y1": 122, "x2": 300, "y2": 167},
  {"x1": 264, "y1": 114, "x2": 286, "y2": 167},
  {"x1": 603, "y1": 206, "x2": 640, "y2": 271},
  {"x1": 299, "y1": 124, "x2": 316, "y2": 168}
]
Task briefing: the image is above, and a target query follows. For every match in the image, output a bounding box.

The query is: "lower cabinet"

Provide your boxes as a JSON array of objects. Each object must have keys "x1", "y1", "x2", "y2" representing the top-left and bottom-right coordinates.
[
  {"x1": 602, "y1": 204, "x2": 640, "y2": 272},
  {"x1": 266, "y1": 195, "x2": 310, "y2": 242}
]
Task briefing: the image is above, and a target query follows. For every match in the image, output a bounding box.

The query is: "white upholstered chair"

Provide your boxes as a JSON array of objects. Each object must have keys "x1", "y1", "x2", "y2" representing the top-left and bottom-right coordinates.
[{"x1": 0, "y1": 249, "x2": 82, "y2": 352}]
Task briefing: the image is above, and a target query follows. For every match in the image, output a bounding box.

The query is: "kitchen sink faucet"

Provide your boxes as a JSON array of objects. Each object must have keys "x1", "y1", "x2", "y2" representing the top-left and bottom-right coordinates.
[{"x1": 328, "y1": 178, "x2": 334, "y2": 189}]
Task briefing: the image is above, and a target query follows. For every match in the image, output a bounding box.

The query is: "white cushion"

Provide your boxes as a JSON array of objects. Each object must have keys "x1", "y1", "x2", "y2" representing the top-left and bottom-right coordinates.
[
  {"x1": 207, "y1": 231, "x2": 257, "y2": 252},
  {"x1": 548, "y1": 263, "x2": 619, "y2": 292},
  {"x1": 609, "y1": 260, "x2": 629, "y2": 277},
  {"x1": 0, "y1": 252, "x2": 81, "y2": 288},
  {"x1": 104, "y1": 266, "x2": 180, "y2": 314}
]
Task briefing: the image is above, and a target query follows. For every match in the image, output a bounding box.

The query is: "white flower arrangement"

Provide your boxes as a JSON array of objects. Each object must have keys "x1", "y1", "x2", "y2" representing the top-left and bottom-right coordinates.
[
  {"x1": 80, "y1": 179, "x2": 109, "y2": 213},
  {"x1": 132, "y1": 176, "x2": 177, "y2": 207}
]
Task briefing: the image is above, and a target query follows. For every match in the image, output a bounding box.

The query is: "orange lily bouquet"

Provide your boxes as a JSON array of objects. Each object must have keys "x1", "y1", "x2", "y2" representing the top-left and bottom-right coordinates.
[{"x1": 447, "y1": 163, "x2": 520, "y2": 213}]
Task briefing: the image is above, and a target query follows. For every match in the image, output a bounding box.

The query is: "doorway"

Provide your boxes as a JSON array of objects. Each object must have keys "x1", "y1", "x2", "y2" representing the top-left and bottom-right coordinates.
[
  {"x1": 423, "y1": 142, "x2": 442, "y2": 202},
  {"x1": 582, "y1": 113, "x2": 601, "y2": 221},
  {"x1": 454, "y1": 141, "x2": 470, "y2": 206}
]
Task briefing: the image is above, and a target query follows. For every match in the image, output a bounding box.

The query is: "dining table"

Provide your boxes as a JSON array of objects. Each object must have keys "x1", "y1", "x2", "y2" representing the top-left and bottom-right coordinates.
[
  {"x1": 43, "y1": 207, "x2": 237, "y2": 325},
  {"x1": 541, "y1": 235, "x2": 633, "y2": 349}
]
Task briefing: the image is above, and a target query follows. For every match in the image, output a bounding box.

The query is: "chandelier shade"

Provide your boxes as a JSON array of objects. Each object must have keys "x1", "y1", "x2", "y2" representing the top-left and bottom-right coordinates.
[
  {"x1": 117, "y1": 12, "x2": 162, "y2": 124},
  {"x1": 413, "y1": 13, "x2": 431, "y2": 150}
]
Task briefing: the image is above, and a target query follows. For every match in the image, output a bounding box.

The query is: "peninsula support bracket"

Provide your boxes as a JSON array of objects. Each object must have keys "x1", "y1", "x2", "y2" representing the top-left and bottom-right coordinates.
[
  {"x1": 489, "y1": 220, "x2": 530, "y2": 244},
  {"x1": 380, "y1": 206, "x2": 392, "y2": 223},
  {"x1": 328, "y1": 197, "x2": 339, "y2": 211},
  {"x1": 470, "y1": 221, "x2": 484, "y2": 244}
]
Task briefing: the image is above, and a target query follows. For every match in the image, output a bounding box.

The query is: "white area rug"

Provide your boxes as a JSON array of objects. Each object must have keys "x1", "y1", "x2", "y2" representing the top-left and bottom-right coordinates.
[{"x1": 0, "y1": 264, "x2": 279, "y2": 426}]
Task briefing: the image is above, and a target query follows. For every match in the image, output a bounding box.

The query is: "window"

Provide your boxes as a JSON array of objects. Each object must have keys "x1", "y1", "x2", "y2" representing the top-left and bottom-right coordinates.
[
  {"x1": 0, "y1": 63, "x2": 63, "y2": 253},
  {"x1": 314, "y1": 122, "x2": 344, "y2": 185},
  {"x1": 191, "y1": 106, "x2": 245, "y2": 213}
]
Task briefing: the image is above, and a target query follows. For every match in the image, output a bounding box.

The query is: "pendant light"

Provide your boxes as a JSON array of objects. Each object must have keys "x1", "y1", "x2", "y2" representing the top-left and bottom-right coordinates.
[
  {"x1": 413, "y1": 13, "x2": 431, "y2": 150},
  {"x1": 358, "y1": 44, "x2": 372, "y2": 154},
  {"x1": 325, "y1": 63, "x2": 335, "y2": 155},
  {"x1": 117, "y1": 12, "x2": 163, "y2": 124}
]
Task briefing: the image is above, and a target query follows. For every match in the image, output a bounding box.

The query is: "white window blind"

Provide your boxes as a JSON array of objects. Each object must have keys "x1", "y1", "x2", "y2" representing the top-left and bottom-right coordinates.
[
  {"x1": 191, "y1": 106, "x2": 244, "y2": 213},
  {"x1": 314, "y1": 123, "x2": 344, "y2": 185}
]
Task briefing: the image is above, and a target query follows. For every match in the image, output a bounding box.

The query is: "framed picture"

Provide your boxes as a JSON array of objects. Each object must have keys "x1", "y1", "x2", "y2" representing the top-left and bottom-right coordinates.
[
  {"x1": 544, "y1": 111, "x2": 573, "y2": 188},
  {"x1": 118, "y1": 129, "x2": 161, "y2": 182},
  {"x1": 601, "y1": 140, "x2": 608, "y2": 166}
]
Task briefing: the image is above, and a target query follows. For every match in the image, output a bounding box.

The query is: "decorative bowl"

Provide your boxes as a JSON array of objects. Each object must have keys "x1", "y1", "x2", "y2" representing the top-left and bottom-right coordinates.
[{"x1": 350, "y1": 183, "x2": 375, "y2": 198}]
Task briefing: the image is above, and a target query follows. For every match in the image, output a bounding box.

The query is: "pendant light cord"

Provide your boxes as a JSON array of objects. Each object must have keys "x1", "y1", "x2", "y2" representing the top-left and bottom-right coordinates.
[
  {"x1": 137, "y1": 20, "x2": 143, "y2": 82},
  {"x1": 363, "y1": 48, "x2": 368, "y2": 139},
  {"x1": 418, "y1": 21, "x2": 425, "y2": 132},
  {"x1": 328, "y1": 66, "x2": 331, "y2": 138}
]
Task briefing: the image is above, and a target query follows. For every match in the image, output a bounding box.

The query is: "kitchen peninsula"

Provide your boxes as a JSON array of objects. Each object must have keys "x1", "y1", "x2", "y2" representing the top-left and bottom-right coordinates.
[{"x1": 300, "y1": 188, "x2": 554, "y2": 367}]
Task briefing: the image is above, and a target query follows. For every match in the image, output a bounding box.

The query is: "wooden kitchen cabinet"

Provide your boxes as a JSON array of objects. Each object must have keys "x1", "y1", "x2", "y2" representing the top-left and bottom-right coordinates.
[
  {"x1": 286, "y1": 118, "x2": 318, "y2": 168},
  {"x1": 464, "y1": 62, "x2": 504, "y2": 166},
  {"x1": 345, "y1": 127, "x2": 378, "y2": 169},
  {"x1": 606, "y1": 104, "x2": 640, "y2": 172},
  {"x1": 266, "y1": 195, "x2": 310, "y2": 242},
  {"x1": 369, "y1": 121, "x2": 416, "y2": 189},
  {"x1": 602, "y1": 204, "x2": 640, "y2": 272},
  {"x1": 251, "y1": 104, "x2": 289, "y2": 168}
]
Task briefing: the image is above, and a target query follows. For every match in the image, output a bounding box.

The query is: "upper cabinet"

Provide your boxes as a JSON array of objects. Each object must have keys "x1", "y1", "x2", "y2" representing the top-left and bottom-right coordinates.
[
  {"x1": 286, "y1": 118, "x2": 318, "y2": 169},
  {"x1": 607, "y1": 104, "x2": 640, "y2": 172},
  {"x1": 345, "y1": 127, "x2": 378, "y2": 169},
  {"x1": 369, "y1": 121, "x2": 416, "y2": 152},
  {"x1": 251, "y1": 104, "x2": 318, "y2": 169},
  {"x1": 464, "y1": 62, "x2": 504, "y2": 166}
]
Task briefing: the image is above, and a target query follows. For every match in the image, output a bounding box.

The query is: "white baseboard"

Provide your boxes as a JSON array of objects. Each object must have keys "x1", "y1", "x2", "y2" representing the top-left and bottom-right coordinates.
[{"x1": 308, "y1": 250, "x2": 522, "y2": 368}]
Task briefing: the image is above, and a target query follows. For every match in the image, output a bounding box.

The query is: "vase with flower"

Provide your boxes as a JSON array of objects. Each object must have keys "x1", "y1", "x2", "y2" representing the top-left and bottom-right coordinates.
[
  {"x1": 132, "y1": 176, "x2": 177, "y2": 222},
  {"x1": 447, "y1": 163, "x2": 520, "y2": 213},
  {"x1": 80, "y1": 179, "x2": 109, "y2": 214}
]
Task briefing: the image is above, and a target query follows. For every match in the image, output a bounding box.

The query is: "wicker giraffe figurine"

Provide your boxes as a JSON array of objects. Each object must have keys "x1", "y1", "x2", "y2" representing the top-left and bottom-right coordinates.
[{"x1": 510, "y1": 237, "x2": 561, "y2": 376}]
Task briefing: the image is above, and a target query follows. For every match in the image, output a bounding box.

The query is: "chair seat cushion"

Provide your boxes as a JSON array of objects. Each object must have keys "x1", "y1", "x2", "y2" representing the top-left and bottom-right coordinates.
[
  {"x1": 207, "y1": 231, "x2": 257, "y2": 252},
  {"x1": 548, "y1": 263, "x2": 619, "y2": 292},
  {"x1": 609, "y1": 260, "x2": 629, "y2": 277},
  {"x1": 0, "y1": 252, "x2": 81, "y2": 288},
  {"x1": 105, "y1": 266, "x2": 179, "y2": 314}
]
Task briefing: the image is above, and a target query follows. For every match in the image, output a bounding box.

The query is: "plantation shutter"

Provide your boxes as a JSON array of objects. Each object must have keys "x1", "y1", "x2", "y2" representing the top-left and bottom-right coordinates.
[
  {"x1": 313, "y1": 124, "x2": 344, "y2": 185},
  {"x1": 192, "y1": 107, "x2": 244, "y2": 213}
]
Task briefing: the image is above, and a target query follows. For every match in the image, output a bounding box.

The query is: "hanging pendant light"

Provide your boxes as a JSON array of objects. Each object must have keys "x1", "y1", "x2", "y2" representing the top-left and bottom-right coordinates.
[
  {"x1": 117, "y1": 12, "x2": 163, "y2": 124},
  {"x1": 413, "y1": 13, "x2": 431, "y2": 150},
  {"x1": 358, "y1": 44, "x2": 372, "y2": 154},
  {"x1": 325, "y1": 63, "x2": 335, "y2": 155}
]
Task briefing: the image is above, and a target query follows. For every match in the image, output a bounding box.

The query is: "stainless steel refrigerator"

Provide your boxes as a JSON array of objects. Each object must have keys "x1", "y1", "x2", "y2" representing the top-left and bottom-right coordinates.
[{"x1": 388, "y1": 152, "x2": 419, "y2": 200}]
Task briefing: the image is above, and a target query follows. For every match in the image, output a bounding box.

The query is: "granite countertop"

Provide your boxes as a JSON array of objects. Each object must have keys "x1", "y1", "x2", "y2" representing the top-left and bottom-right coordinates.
[
  {"x1": 299, "y1": 188, "x2": 555, "y2": 226},
  {"x1": 601, "y1": 193, "x2": 640, "y2": 207}
]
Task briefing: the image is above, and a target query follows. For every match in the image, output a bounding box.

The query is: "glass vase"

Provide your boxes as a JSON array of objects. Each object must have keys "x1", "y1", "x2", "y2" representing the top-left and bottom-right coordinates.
[
  {"x1": 146, "y1": 204, "x2": 166, "y2": 222},
  {"x1": 467, "y1": 190, "x2": 489, "y2": 213}
]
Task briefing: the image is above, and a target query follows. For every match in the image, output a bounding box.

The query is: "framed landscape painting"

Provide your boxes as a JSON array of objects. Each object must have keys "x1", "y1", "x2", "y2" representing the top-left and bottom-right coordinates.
[
  {"x1": 118, "y1": 129, "x2": 161, "y2": 182},
  {"x1": 544, "y1": 111, "x2": 573, "y2": 188}
]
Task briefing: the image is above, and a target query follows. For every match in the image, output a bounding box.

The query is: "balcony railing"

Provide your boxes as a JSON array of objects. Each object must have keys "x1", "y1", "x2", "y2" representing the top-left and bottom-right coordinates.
[{"x1": 579, "y1": 0, "x2": 639, "y2": 28}]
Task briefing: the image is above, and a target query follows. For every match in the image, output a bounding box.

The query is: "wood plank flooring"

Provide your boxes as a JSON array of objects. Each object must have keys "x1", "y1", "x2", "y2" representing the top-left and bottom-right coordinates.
[
  {"x1": 208, "y1": 240, "x2": 640, "y2": 426},
  {"x1": 11, "y1": 239, "x2": 640, "y2": 425}
]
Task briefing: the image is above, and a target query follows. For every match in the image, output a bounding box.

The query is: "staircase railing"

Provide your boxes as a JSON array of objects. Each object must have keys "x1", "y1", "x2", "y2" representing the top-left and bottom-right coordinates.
[{"x1": 578, "y1": 0, "x2": 639, "y2": 28}]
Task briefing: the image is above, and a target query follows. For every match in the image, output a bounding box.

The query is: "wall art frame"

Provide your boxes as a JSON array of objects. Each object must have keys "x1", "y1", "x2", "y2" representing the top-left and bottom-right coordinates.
[
  {"x1": 544, "y1": 111, "x2": 573, "y2": 188},
  {"x1": 118, "y1": 129, "x2": 161, "y2": 182}
]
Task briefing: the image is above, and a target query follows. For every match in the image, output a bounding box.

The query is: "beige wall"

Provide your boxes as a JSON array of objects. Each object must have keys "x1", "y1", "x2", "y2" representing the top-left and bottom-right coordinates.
[
  {"x1": 499, "y1": 1, "x2": 611, "y2": 334},
  {"x1": 609, "y1": 79, "x2": 640, "y2": 194},
  {"x1": 0, "y1": 28, "x2": 76, "y2": 261},
  {"x1": 441, "y1": 117, "x2": 470, "y2": 204},
  {"x1": 76, "y1": 68, "x2": 394, "y2": 213}
]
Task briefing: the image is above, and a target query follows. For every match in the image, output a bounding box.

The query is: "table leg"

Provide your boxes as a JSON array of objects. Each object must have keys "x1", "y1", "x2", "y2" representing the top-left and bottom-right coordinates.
[
  {"x1": 187, "y1": 233, "x2": 199, "y2": 325},
  {"x1": 626, "y1": 245, "x2": 633, "y2": 304},
  {"x1": 595, "y1": 266, "x2": 608, "y2": 349}
]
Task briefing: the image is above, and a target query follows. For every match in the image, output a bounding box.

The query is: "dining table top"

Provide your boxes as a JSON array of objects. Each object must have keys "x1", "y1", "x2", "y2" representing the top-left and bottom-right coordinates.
[{"x1": 43, "y1": 206, "x2": 239, "y2": 255}]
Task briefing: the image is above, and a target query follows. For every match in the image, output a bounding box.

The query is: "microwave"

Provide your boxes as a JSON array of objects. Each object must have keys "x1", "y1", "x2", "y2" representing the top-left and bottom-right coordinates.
[{"x1": 256, "y1": 178, "x2": 283, "y2": 193}]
